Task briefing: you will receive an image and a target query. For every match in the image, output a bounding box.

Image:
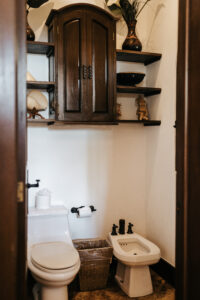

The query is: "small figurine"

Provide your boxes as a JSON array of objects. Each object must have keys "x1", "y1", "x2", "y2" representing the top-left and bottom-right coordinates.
[
  {"x1": 136, "y1": 96, "x2": 149, "y2": 121},
  {"x1": 116, "y1": 103, "x2": 122, "y2": 120}
]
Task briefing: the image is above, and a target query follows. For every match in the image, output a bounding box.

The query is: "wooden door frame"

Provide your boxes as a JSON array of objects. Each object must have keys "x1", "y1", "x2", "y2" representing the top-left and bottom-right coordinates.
[
  {"x1": 0, "y1": 0, "x2": 26, "y2": 299},
  {"x1": 176, "y1": 0, "x2": 200, "y2": 299}
]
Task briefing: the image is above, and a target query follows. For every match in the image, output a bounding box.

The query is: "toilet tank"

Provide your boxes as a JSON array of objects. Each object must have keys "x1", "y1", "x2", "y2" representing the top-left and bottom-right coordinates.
[{"x1": 28, "y1": 206, "x2": 72, "y2": 246}]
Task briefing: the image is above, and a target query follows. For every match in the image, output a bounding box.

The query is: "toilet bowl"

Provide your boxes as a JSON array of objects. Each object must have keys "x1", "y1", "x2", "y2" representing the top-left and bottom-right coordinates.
[
  {"x1": 108, "y1": 232, "x2": 160, "y2": 298},
  {"x1": 28, "y1": 206, "x2": 80, "y2": 300}
]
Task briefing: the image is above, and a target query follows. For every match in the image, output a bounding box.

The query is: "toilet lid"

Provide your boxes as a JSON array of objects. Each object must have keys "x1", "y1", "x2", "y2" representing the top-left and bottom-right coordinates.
[{"x1": 31, "y1": 242, "x2": 79, "y2": 270}]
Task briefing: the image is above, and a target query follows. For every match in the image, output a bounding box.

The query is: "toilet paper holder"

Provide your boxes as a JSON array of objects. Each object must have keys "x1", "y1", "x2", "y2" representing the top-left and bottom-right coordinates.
[{"x1": 71, "y1": 205, "x2": 97, "y2": 214}]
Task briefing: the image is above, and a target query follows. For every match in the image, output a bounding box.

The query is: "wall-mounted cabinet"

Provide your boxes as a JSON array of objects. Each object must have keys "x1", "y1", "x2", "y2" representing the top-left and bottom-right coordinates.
[
  {"x1": 27, "y1": 4, "x2": 162, "y2": 127},
  {"x1": 46, "y1": 4, "x2": 116, "y2": 123}
]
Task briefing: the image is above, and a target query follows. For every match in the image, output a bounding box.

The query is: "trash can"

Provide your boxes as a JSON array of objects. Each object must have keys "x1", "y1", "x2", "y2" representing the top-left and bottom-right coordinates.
[{"x1": 73, "y1": 238, "x2": 113, "y2": 291}]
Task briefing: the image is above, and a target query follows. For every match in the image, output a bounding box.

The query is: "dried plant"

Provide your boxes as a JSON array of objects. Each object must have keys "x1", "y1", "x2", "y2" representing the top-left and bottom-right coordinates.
[
  {"x1": 105, "y1": 0, "x2": 153, "y2": 22},
  {"x1": 27, "y1": 0, "x2": 49, "y2": 9}
]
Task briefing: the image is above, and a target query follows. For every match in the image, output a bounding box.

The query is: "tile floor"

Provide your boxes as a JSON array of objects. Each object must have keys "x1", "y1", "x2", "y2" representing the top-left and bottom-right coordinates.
[{"x1": 69, "y1": 271, "x2": 175, "y2": 300}]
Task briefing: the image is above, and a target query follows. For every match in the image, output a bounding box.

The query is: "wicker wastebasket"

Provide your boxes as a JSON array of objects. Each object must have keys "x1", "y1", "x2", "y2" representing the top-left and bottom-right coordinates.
[{"x1": 73, "y1": 238, "x2": 113, "y2": 291}]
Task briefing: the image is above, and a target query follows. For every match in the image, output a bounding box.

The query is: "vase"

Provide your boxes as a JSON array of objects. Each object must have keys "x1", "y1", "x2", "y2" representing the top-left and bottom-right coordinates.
[
  {"x1": 26, "y1": 10, "x2": 35, "y2": 41},
  {"x1": 122, "y1": 20, "x2": 142, "y2": 52}
]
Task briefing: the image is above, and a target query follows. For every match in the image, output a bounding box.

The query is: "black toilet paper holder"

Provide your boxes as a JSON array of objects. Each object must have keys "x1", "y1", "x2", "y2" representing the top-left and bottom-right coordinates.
[{"x1": 71, "y1": 206, "x2": 97, "y2": 214}]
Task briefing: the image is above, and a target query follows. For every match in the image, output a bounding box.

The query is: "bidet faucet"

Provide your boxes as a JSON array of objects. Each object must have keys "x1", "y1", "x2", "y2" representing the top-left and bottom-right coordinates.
[
  {"x1": 111, "y1": 224, "x2": 118, "y2": 236},
  {"x1": 127, "y1": 223, "x2": 134, "y2": 234},
  {"x1": 119, "y1": 219, "x2": 125, "y2": 235}
]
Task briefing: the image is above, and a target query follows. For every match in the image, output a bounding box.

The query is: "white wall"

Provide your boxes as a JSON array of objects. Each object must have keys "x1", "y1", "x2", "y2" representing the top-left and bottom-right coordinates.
[{"x1": 27, "y1": 0, "x2": 178, "y2": 266}]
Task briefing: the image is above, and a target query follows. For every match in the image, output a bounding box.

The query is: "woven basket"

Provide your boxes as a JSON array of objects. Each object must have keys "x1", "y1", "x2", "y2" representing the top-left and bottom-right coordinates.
[{"x1": 73, "y1": 238, "x2": 113, "y2": 291}]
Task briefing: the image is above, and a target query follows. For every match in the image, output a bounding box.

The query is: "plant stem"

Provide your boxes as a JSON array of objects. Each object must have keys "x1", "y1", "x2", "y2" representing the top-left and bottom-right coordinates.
[{"x1": 136, "y1": 0, "x2": 151, "y2": 18}]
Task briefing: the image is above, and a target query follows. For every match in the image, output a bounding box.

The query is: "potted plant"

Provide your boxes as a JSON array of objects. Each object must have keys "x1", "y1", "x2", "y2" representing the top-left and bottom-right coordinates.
[
  {"x1": 105, "y1": 0, "x2": 152, "y2": 51},
  {"x1": 26, "y1": 0, "x2": 49, "y2": 41}
]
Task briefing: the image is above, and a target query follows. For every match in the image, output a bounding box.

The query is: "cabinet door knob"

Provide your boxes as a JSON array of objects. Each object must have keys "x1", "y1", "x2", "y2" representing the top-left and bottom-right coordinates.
[
  {"x1": 88, "y1": 66, "x2": 93, "y2": 79},
  {"x1": 82, "y1": 65, "x2": 87, "y2": 79}
]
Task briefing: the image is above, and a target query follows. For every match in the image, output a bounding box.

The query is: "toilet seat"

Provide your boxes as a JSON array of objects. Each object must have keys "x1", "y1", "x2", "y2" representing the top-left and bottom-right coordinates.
[{"x1": 31, "y1": 242, "x2": 79, "y2": 273}]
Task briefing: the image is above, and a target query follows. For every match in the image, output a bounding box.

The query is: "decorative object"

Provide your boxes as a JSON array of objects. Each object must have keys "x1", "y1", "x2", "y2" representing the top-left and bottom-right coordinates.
[
  {"x1": 27, "y1": 90, "x2": 48, "y2": 119},
  {"x1": 26, "y1": 10, "x2": 35, "y2": 41},
  {"x1": 106, "y1": 0, "x2": 153, "y2": 51},
  {"x1": 136, "y1": 95, "x2": 149, "y2": 120},
  {"x1": 116, "y1": 103, "x2": 122, "y2": 119},
  {"x1": 117, "y1": 72, "x2": 145, "y2": 85},
  {"x1": 26, "y1": 71, "x2": 36, "y2": 81},
  {"x1": 26, "y1": 0, "x2": 49, "y2": 41}
]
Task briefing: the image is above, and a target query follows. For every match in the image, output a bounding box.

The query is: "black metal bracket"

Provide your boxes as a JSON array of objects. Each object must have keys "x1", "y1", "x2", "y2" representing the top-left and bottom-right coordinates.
[
  {"x1": 71, "y1": 205, "x2": 97, "y2": 214},
  {"x1": 26, "y1": 179, "x2": 40, "y2": 189}
]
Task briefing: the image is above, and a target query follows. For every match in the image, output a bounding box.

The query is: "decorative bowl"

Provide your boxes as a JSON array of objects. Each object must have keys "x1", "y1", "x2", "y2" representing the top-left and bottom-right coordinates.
[{"x1": 117, "y1": 72, "x2": 145, "y2": 86}]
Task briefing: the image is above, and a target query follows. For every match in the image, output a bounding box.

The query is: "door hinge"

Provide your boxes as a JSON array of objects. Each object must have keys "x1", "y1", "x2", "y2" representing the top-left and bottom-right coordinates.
[
  {"x1": 17, "y1": 181, "x2": 24, "y2": 203},
  {"x1": 113, "y1": 32, "x2": 115, "y2": 41}
]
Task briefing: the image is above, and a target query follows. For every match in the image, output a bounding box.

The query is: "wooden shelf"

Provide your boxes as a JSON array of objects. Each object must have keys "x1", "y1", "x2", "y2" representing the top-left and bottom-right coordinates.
[
  {"x1": 118, "y1": 120, "x2": 161, "y2": 126},
  {"x1": 28, "y1": 119, "x2": 160, "y2": 126},
  {"x1": 116, "y1": 49, "x2": 162, "y2": 65},
  {"x1": 117, "y1": 86, "x2": 161, "y2": 97},
  {"x1": 27, "y1": 119, "x2": 55, "y2": 125},
  {"x1": 27, "y1": 81, "x2": 55, "y2": 91},
  {"x1": 27, "y1": 41, "x2": 54, "y2": 56},
  {"x1": 27, "y1": 120, "x2": 118, "y2": 126}
]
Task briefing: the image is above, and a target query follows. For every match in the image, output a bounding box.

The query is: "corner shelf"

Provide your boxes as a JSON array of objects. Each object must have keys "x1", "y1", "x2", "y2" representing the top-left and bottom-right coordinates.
[
  {"x1": 27, "y1": 120, "x2": 118, "y2": 126},
  {"x1": 118, "y1": 120, "x2": 161, "y2": 126},
  {"x1": 116, "y1": 49, "x2": 162, "y2": 65},
  {"x1": 117, "y1": 86, "x2": 161, "y2": 97},
  {"x1": 27, "y1": 81, "x2": 55, "y2": 92},
  {"x1": 27, "y1": 119, "x2": 55, "y2": 126},
  {"x1": 27, "y1": 41, "x2": 54, "y2": 56}
]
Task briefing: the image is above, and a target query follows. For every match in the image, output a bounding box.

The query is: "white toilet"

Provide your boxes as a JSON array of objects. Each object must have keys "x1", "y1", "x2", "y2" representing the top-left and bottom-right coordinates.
[
  {"x1": 108, "y1": 232, "x2": 160, "y2": 298},
  {"x1": 28, "y1": 206, "x2": 80, "y2": 300}
]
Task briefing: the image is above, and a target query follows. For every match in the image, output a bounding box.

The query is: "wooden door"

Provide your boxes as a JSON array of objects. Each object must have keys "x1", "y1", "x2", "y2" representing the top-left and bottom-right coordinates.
[
  {"x1": 0, "y1": 0, "x2": 26, "y2": 300},
  {"x1": 176, "y1": 0, "x2": 200, "y2": 299},
  {"x1": 86, "y1": 7, "x2": 116, "y2": 122},
  {"x1": 57, "y1": 8, "x2": 88, "y2": 121}
]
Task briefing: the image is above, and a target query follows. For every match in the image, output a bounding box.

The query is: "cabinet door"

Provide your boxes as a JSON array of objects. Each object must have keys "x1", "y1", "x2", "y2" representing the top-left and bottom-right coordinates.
[
  {"x1": 86, "y1": 9, "x2": 116, "y2": 121},
  {"x1": 57, "y1": 9, "x2": 88, "y2": 121}
]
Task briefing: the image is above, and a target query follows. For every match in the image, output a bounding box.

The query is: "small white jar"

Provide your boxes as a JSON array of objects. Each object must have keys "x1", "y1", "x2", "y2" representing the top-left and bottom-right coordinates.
[{"x1": 35, "y1": 189, "x2": 51, "y2": 209}]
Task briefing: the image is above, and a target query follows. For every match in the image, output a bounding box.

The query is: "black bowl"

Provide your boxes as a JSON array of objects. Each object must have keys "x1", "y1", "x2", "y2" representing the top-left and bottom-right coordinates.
[{"x1": 117, "y1": 72, "x2": 145, "y2": 86}]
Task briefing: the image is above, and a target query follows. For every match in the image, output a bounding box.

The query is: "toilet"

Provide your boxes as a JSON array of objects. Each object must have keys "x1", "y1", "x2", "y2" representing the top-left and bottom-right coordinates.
[
  {"x1": 28, "y1": 206, "x2": 80, "y2": 300},
  {"x1": 108, "y1": 232, "x2": 160, "y2": 298}
]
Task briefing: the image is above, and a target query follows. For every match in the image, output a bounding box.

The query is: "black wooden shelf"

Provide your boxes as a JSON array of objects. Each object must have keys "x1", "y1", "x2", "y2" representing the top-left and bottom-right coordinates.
[
  {"x1": 117, "y1": 86, "x2": 161, "y2": 97},
  {"x1": 28, "y1": 119, "x2": 160, "y2": 126},
  {"x1": 27, "y1": 81, "x2": 55, "y2": 92},
  {"x1": 116, "y1": 49, "x2": 162, "y2": 65},
  {"x1": 27, "y1": 41, "x2": 54, "y2": 56},
  {"x1": 27, "y1": 120, "x2": 118, "y2": 126},
  {"x1": 118, "y1": 120, "x2": 161, "y2": 126},
  {"x1": 28, "y1": 119, "x2": 55, "y2": 125}
]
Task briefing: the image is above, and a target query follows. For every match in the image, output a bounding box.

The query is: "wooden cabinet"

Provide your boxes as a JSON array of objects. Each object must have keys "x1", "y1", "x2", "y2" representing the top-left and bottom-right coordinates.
[{"x1": 46, "y1": 4, "x2": 117, "y2": 122}]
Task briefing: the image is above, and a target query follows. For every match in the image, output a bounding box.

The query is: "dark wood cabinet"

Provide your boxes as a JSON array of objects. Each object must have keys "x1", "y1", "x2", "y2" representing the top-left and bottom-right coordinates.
[{"x1": 46, "y1": 4, "x2": 117, "y2": 122}]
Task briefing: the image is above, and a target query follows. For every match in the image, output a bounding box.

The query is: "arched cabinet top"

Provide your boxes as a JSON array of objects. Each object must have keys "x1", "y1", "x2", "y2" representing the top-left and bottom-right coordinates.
[{"x1": 45, "y1": 3, "x2": 118, "y2": 26}]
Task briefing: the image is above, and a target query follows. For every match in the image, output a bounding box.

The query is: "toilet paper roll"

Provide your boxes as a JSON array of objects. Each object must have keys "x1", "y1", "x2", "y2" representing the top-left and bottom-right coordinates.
[{"x1": 78, "y1": 206, "x2": 92, "y2": 218}]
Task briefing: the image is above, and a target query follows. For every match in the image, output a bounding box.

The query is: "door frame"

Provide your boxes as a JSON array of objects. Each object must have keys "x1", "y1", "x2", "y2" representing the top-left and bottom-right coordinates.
[
  {"x1": 0, "y1": 0, "x2": 26, "y2": 299},
  {"x1": 176, "y1": 0, "x2": 200, "y2": 299}
]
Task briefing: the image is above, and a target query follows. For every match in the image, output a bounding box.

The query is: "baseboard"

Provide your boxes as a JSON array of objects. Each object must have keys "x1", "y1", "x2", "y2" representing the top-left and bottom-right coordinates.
[{"x1": 150, "y1": 258, "x2": 175, "y2": 287}]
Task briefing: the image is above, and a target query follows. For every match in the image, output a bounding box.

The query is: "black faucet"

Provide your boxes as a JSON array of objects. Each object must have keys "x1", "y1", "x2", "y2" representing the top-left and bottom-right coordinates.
[
  {"x1": 119, "y1": 219, "x2": 125, "y2": 235},
  {"x1": 26, "y1": 179, "x2": 40, "y2": 189},
  {"x1": 127, "y1": 222, "x2": 134, "y2": 234},
  {"x1": 111, "y1": 224, "x2": 118, "y2": 236}
]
